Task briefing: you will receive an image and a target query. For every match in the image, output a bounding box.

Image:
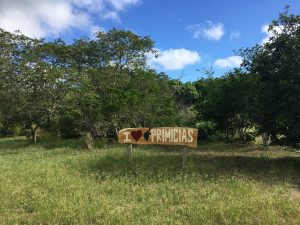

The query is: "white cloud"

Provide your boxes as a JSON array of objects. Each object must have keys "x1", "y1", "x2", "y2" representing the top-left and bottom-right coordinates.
[
  {"x1": 261, "y1": 24, "x2": 272, "y2": 44},
  {"x1": 261, "y1": 23, "x2": 283, "y2": 44},
  {"x1": 109, "y1": 0, "x2": 140, "y2": 11},
  {"x1": 214, "y1": 56, "x2": 243, "y2": 68},
  {"x1": 148, "y1": 48, "x2": 201, "y2": 70},
  {"x1": 101, "y1": 11, "x2": 120, "y2": 21},
  {"x1": 188, "y1": 21, "x2": 225, "y2": 41},
  {"x1": 229, "y1": 31, "x2": 240, "y2": 41},
  {"x1": 0, "y1": 0, "x2": 140, "y2": 38}
]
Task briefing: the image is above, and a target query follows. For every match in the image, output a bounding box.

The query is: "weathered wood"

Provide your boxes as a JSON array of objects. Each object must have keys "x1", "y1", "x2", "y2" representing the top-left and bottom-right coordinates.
[
  {"x1": 127, "y1": 144, "x2": 133, "y2": 170},
  {"x1": 118, "y1": 127, "x2": 198, "y2": 148},
  {"x1": 128, "y1": 144, "x2": 133, "y2": 163}
]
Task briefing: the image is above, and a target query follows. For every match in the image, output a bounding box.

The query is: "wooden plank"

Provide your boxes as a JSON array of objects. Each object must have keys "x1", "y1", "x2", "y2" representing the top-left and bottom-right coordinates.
[{"x1": 118, "y1": 127, "x2": 198, "y2": 148}]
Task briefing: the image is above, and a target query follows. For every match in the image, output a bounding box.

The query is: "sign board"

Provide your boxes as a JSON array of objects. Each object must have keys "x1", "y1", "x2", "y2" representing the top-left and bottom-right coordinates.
[{"x1": 118, "y1": 127, "x2": 198, "y2": 148}]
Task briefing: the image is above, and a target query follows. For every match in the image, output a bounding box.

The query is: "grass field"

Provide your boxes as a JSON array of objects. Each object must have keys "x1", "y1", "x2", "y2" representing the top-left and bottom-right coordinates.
[{"x1": 0, "y1": 137, "x2": 300, "y2": 224}]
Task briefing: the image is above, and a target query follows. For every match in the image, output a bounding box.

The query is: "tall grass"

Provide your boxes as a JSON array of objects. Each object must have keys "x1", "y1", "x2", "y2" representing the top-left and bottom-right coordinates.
[{"x1": 0, "y1": 137, "x2": 299, "y2": 224}]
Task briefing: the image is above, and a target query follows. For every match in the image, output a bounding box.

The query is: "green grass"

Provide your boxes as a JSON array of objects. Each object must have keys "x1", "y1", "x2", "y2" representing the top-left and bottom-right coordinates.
[{"x1": 0, "y1": 137, "x2": 300, "y2": 224}]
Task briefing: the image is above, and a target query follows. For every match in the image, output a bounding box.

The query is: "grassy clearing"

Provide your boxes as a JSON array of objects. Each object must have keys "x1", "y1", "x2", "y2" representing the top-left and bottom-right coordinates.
[{"x1": 0, "y1": 137, "x2": 300, "y2": 224}]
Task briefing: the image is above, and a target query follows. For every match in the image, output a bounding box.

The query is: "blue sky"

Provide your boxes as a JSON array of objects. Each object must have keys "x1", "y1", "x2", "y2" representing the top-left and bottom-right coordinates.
[{"x1": 1, "y1": 0, "x2": 299, "y2": 82}]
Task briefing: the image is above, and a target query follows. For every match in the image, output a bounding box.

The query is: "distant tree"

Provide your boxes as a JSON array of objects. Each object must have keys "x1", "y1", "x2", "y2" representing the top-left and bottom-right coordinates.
[
  {"x1": 170, "y1": 80, "x2": 199, "y2": 107},
  {"x1": 168, "y1": 80, "x2": 199, "y2": 126},
  {"x1": 195, "y1": 69, "x2": 257, "y2": 142}
]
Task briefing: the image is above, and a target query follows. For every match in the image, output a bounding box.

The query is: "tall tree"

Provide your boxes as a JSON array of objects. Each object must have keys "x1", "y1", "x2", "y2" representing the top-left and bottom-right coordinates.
[
  {"x1": 59, "y1": 29, "x2": 177, "y2": 148},
  {"x1": 240, "y1": 7, "x2": 300, "y2": 146},
  {"x1": 0, "y1": 29, "x2": 26, "y2": 136},
  {"x1": 18, "y1": 37, "x2": 72, "y2": 142}
]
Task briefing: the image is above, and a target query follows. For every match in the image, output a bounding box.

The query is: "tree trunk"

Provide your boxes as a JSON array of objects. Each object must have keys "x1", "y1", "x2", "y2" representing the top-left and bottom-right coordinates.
[
  {"x1": 127, "y1": 144, "x2": 133, "y2": 170},
  {"x1": 83, "y1": 132, "x2": 93, "y2": 149},
  {"x1": 240, "y1": 127, "x2": 247, "y2": 143},
  {"x1": 262, "y1": 133, "x2": 269, "y2": 148},
  {"x1": 31, "y1": 126, "x2": 39, "y2": 143}
]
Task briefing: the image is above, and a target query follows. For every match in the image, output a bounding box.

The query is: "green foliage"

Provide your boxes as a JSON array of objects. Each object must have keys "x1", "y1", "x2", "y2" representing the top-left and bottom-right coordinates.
[
  {"x1": 170, "y1": 80, "x2": 199, "y2": 107},
  {"x1": 1, "y1": 7, "x2": 300, "y2": 147},
  {"x1": 196, "y1": 121, "x2": 217, "y2": 139},
  {"x1": 0, "y1": 29, "x2": 74, "y2": 141},
  {"x1": 240, "y1": 7, "x2": 300, "y2": 146},
  {"x1": 0, "y1": 29, "x2": 25, "y2": 136},
  {"x1": 195, "y1": 69, "x2": 257, "y2": 142},
  {"x1": 0, "y1": 28, "x2": 179, "y2": 144}
]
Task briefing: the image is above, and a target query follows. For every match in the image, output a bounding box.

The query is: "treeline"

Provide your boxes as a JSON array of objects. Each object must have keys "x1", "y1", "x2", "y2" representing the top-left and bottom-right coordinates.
[
  {"x1": 0, "y1": 28, "x2": 179, "y2": 147},
  {"x1": 0, "y1": 9, "x2": 299, "y2": 147}
]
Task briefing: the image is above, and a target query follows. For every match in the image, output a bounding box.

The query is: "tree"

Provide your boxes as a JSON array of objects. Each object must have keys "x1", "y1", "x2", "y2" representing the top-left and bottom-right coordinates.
[
  {"x1": 240, "y1": 7, "x2": 300, "y2": 146},
  {"x1": 169, "y1": 80, "x2": 199, "y2": 127},
  {"x1": 195, "y1": 69, "x2": 257, "y2": 142},
  {"x1": 58, "y1": 29, "x2": 178, "y2": 148},
  {"x1": 17, "y1": 37, "x2": 72, "y2": 142},
  {"x1": 0, "y1": 29, "x2": 26, "y2": 136},
  {"x1": 0, "y1": 28, "x2": 179, "y2": 146}
]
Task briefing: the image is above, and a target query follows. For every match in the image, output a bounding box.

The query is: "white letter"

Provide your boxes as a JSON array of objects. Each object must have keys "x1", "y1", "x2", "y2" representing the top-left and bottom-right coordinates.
[
  {"x1": 165, "y1": 129, "x2": 171, "y2": 142},
  {"x1": 151, "y1": 129, "x2": 156, "y2": 142},
  {"x1": 174, "y1": 129, "x2": 178, "y2": 142},
  {"x1": 124, "y1": 132, "x2": 131, "y2": 142},
  {"x1": 182, "y1": 129, "x2": 187, "y2": 142},
  {"x1": 157, "y1": 129, "x2": 162, "y2": 142},
  {"x1": 188, "y1": 129, "x2": 193, "y2": 142}
]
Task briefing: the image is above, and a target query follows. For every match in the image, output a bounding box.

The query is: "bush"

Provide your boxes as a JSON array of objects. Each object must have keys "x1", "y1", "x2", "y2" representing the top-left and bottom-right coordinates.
[{"x1": 196, "y1": 121, "x2": 217, "y2": 139}]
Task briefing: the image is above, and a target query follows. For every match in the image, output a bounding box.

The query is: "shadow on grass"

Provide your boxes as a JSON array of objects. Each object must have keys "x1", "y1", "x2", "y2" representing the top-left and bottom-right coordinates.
[
  {"x1": 86, "y1": 149, "x2": 300, "y2": 186},
  {"x1": 0, "y1": 137, "x2": 103, "y2": 151},
  {"x1": 135, "y1": 141, "x2": 259, "y2": 153},
  {"x1": 39, "y1": 139, "x2": 85, "y2": 150},
  {"x1": 1, "y1": 137, "x2": 300, "y2": 187},
  {"x1": 0, "y1": 137, "x2": 32, "y2": 152}
]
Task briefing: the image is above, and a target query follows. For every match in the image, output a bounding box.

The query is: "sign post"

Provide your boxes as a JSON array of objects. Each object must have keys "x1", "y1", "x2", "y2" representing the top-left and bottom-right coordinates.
[
  {"x1": 127, "y1": 144, "x2": 133, "y2": 171},
  {"x1": 118, "y1": 127, "x2": 198, "y2": 169},
  {"x1": 182, "y1": 147, "x2": 188, "y2": 169}
]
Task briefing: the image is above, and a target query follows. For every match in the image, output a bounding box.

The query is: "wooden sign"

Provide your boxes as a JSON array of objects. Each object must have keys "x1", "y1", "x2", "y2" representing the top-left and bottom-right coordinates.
[{"x1": 118, "y1": 127, "x2": 198, "y2": 148}]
